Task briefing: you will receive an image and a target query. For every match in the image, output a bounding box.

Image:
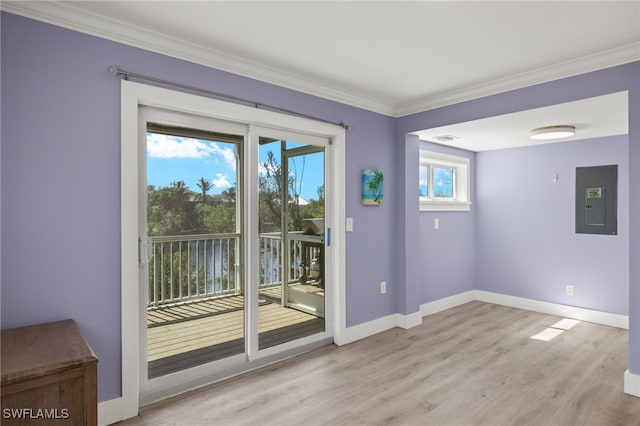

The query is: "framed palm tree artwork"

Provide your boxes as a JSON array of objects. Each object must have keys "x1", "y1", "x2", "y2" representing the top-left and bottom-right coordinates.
[{"x1": 362, "y1": 169, "x2": 383, "y2": 205}]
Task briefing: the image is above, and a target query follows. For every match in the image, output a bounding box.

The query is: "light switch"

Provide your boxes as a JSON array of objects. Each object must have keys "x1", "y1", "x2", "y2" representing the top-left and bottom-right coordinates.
[
  {"x1": 346, "y1": 217, "x2": 354, "y2": 232},
  {"x1": 434, "y1": 218, "x2": 439, "y2": 230}
]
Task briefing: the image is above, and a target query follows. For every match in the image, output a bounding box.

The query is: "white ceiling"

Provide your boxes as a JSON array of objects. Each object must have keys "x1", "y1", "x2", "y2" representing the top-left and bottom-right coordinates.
[
  {"x1": 3, "y1": 1, "x2": 638, "y2": 150},
  {"x1": 413, "y1": 91, "x2": 629, "y2": 151}
]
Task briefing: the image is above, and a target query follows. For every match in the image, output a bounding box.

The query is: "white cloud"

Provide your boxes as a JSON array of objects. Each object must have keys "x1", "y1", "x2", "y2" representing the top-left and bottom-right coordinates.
[
  {"x1": 211, "y1": 173, "x2": 231, "y2": 189},
  {"x1": 212, "y1": 144, "x2": 237, "y2": 171},
  {"x1": 258, "y1": 162, "x2": 277, "y2": 177},
  {"x1": 147, "y1": 133, "x2": 237, "y2": 170}
]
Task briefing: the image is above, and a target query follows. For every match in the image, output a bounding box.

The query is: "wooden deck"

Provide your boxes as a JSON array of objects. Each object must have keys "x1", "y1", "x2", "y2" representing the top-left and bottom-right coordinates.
[{"x1": 147, "y1": 288, "x2": 324, "y2": 378}]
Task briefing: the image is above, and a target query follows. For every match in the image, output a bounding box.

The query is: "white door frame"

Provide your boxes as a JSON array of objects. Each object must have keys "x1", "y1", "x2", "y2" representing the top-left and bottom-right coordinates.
[
  {"x1": 250, "y1": 126, "x2": 333, "y2": 359},
  {"x1": 120, "y1": 80, "x2": 346, "y2": 416}
]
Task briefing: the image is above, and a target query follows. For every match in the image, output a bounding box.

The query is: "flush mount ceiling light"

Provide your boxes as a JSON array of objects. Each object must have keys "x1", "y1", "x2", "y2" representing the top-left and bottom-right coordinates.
[
  {"x1": 433, "y1": 135, "x2": 459, "y2": 142},
  {"x1": 530, "y1": 125, "x2": 575, "y2": 140}
]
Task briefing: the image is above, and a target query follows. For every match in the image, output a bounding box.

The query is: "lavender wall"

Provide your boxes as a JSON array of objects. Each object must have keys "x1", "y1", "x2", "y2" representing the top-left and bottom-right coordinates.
[
  {"x1": 395, "y1": 120, "x2": 478, "y2": 313},
  {"x1": 418, "y1": 142, "x2": 476, "y2": 303},
  {"x1": 2, "y1": 11, "x2": 639, "y2": 403},
  {"x1": 395, "y1": 134, "x2": 421, "y2": 315},
  {"x1": 630, "y1": 71, "x2": 640, "y2": 375},
  {"x1": 1, "y1": 13, "x2": 122, "y2": 403},
  {"x1": 398, "y1": 62, "x2": 639, "y2": 376},
  {"x1": 476, "y1": 136, "x2": 629, "y2": 314},
  {"x1": 0, "y1": 13, "x2": 396, "y2": 401},
  {"x1": 344, "y1": 108, "x2": 397, "y2": 326}
]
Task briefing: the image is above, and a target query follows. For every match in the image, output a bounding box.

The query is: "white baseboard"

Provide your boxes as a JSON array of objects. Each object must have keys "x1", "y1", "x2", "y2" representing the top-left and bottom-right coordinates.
[
  {"x1": 98, "y1": 397, "x2": 124, "y2": 426},
  {"x1": 625, "y1": 370, "x2": 640, "y2": 397},
  {"x1": 474, "y1": 290, "x2": 629, "y2": 329},
  {"x1": 337, "y1": 313, "x2": 398, "y2": 345},
  {"x1": 396, "y1": 311, "x2": 423, "y2": 329},
  {"x1": 337, "y1": 291, "x2": 478, "y2": 345},
  {"x1": 337, "y1": 310, "x2": 425, "y2": 345},
  {"x1": 339, "y1": 289, "x2": 628, "y2": 348},
  {"x1": 421, "y1": 291, "x2": 475, "y2": 316}
]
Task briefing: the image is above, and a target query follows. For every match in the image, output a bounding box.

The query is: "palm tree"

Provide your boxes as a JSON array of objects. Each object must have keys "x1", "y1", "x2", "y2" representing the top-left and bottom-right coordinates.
[
  {"x1": 196, "y1": 177, "x2": 212, "y2": 204},
  {"x1": 221, "y1": 186, "x2": 236, "y2": 203},
  {"x1": 169, "y1": 180, "x2": 191, "y2": 209},
  {"x1": 368, "y1": 170, "x2": 384, "y2": 203}
]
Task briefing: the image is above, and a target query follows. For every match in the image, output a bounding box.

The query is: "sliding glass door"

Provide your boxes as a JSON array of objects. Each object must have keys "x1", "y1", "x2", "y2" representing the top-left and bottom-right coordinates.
[
  {"x1": 257, "y1": 133, "x2": 327, "y2": 350},
  {"x1": 121, "y1": 81, "x2": 344, "y2": 414},
  {"x1": 136, "y1": 109, "x2": 332, "y2": 396},
  {"x1": 140, "y1": 107, "x2": 246, "y2": 380}
]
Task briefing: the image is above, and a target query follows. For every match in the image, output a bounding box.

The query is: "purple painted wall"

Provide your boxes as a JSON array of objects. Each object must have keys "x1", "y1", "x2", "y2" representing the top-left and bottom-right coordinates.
[
  {"x1": 0, "y1": 13, "x2": 396, "y2": 401},
  {"x1": 395, "y1": 134, "x2": 421, "y2": 315},
  {"x1": 418, "y1": 142, "x2": 476, "y2": 303},
  {"x1": 1, "y1": 13, "x2": 122, "y2": 403},
  {"x1": 344, "y1": 108, "x2": 397, "y2": 326},
  {"x1": 398, "y1": 62, "x2": 639, "y2": 376},
  {"x1": 2, "y1": 11, "x2": 639, "y2": 403},
  {"x1": 476, "y1": 136, "x2": 629, "y2": 314}
]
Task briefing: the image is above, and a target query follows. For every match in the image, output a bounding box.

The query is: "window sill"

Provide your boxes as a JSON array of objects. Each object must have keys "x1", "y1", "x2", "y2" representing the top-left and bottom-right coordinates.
[{"x1": 420, "y1": 201, "x2": 471, "y2": 212}]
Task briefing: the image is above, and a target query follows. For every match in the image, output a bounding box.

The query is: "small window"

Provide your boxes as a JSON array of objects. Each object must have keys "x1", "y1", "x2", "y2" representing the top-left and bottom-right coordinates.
[
  {"x1": 420, "y1": 150, "x2": 471, "y2": 211},
  {"x1": 433, "y1": 166, "x2": 454, "y2": 198},
  {"x1": 419, "y1": 165, "x2": 429, "y2": 197}
]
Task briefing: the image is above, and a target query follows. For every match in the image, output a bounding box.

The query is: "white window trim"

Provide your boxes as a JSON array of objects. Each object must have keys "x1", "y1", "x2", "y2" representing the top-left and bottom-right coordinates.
[{"x1": 419, "y1": 150, "x2": 471, "y2": 212}]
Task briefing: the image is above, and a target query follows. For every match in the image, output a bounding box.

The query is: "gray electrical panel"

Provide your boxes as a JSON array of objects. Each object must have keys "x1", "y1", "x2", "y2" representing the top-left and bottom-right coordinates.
[{"x1": 575, "y1": 165, "x2": 617, "y2": 235}]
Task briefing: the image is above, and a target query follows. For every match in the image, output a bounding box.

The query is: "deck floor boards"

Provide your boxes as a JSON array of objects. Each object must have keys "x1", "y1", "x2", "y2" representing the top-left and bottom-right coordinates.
[{"x1": 147, "y1": 292, "x2": 324, "y2": 378}]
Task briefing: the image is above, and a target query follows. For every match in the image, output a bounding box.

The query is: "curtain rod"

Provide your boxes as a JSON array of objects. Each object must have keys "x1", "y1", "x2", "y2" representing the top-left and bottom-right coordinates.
[{"x1": 107, "y1": 66, "x2": 350, "y2": 130}]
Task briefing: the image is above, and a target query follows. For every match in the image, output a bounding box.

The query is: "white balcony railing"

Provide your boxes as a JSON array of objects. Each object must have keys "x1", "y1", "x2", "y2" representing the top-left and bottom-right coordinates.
[
  {"x1": 148, "y1": 232, "x2": 323, "y2": 307},
  {"x1": 148, "y1": 233, "x2": 240, "y2": 306},
  {"x1": 259, "y1": 232, "x2": 323, "y2": 287}
]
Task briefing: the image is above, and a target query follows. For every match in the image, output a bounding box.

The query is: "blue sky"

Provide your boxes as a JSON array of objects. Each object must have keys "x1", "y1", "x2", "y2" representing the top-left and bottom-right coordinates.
[
  {"x1": 147, "y1": 133, "x2": 323, "y2": 201},
  {"x1": 419, "y1": 165, "x2": 454, "y2": 198}
]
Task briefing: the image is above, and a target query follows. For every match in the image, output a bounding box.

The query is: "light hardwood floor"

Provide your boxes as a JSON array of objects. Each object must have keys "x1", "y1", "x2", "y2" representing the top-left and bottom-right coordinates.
[{"x1": 118, "y1": 301, "x2": 640, "y2": 425}]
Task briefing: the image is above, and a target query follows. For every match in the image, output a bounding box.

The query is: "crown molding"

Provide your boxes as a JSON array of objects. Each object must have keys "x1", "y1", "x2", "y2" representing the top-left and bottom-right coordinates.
[
  {"x1": 394, "y1": 41, "x2": 640, "y2": 117},
  {"x1": 3, "y1": 1, "x2": 639, "y2": 118},
  {"x1": 1, "y1": 1, "x2": 395, "y2": 116}
]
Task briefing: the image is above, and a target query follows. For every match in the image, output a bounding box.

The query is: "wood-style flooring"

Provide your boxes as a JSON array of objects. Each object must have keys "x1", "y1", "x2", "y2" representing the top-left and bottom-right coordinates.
[{"x1": 119, "y1": 301, "x2": 640, "y2": 426}]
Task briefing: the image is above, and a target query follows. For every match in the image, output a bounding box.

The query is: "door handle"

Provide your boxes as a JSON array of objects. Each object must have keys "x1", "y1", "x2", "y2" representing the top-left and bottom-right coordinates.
[{"x1": 139, "y1": 236, "x2": 153, "y2": 265}]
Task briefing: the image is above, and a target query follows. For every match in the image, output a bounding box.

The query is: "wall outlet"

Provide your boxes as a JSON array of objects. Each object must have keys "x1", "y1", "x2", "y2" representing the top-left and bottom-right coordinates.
[
  {"x1": 380, "y1": 281, "x2": 387, "y2": 294},
  {"x1": 566, "y1": 285, "x2": 574, "y2": 296}
]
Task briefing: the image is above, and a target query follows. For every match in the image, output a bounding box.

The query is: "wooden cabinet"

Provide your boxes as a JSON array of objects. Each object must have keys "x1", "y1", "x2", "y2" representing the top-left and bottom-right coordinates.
[{"x1": 1, "y1": 319, "x2": 98, "y2": 425}]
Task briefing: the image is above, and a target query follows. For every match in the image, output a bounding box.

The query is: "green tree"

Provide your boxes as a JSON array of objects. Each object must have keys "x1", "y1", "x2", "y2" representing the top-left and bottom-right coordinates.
[
  {"x1": 259, "y1": 151, "x2": 285, "y2": 233},
  {"x1": 300, "y1": 184, "x2": 324, "y2": 220},
  {"x1": 221, "y1": 186, "x2": 236, "y2": 203},
  {"x1": 196, "y1": 200, "x2": 236, "y2": 233},
  {"x1": 148, "y1": 180, "x2": 240, "y2": 236},
  {"x1": 367, "y1": 170, "x2": 383, "y2": 203},
  {"x1": 147, "y1": 181, "x2": 199, "y2": 236},
  {"x1": 316, "y1": 184, "x2": 324, "y2": 202},
  {"x1": 196, "y1": 177, "x2": 212, "y2": 204},
  {"x1": 259, "y1": 151, "x2": 324, "y2": 232}
]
